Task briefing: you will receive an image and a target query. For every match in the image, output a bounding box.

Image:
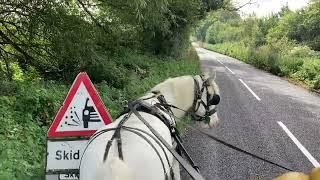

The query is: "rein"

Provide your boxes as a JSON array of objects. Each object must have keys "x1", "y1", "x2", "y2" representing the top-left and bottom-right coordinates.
[
  {"x1": 182, "y1": 123, "x2": 294, "y2": 172},
  {"x1": 153, "y1": 101, "x2": 294, "y2": 173}
]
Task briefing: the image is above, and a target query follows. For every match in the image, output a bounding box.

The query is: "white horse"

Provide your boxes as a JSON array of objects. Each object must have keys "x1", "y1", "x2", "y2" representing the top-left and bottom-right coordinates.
[{"x1": 79, "y1": 74, "x2": 220, "y2": 180}]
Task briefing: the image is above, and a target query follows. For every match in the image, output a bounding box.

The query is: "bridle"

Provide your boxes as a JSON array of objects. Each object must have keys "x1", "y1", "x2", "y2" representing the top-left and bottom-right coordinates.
[{"x1": 191, "y1": 75, "x2": 220, "y2": 123}]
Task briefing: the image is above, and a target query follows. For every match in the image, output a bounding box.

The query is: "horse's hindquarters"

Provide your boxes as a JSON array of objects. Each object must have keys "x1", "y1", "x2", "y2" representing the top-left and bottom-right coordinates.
[{"x1": 80, "y1": 114, "x2": 175, "y2": 180}]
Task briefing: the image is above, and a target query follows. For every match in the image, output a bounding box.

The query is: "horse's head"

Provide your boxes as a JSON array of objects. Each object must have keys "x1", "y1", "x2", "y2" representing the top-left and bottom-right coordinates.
[{"x1": 192, "y1": 74, "x2": 220, "y2": 128}]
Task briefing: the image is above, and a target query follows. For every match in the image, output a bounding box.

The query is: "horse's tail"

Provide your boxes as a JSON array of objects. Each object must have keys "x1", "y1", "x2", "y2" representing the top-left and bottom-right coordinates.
[{"x1": 96, "y1": 157, "x2": 134, "y2": 180}]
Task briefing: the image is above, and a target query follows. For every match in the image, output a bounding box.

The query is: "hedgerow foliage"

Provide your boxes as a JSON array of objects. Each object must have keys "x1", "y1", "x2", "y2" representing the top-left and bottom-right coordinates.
[{"x1": 199, "y1": 2, "x2": 320, "y2": 90}]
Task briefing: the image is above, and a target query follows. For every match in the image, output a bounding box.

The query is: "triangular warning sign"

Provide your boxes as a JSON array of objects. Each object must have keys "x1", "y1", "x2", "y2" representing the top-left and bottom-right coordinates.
[{"x1": 48, "y1": 72, "x2": 112, "y2": 138}]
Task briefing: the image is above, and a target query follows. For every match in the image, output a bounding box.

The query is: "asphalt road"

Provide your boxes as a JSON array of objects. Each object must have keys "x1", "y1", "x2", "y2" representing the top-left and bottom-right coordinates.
[{"x1": 181, "y1": 47, "x2": 320, "y2": 180}]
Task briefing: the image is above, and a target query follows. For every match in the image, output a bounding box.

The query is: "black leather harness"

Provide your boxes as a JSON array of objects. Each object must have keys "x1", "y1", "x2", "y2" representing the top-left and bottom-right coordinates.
[{"x1": 110, "y1": 98, "x2": 204, "y2": 180}]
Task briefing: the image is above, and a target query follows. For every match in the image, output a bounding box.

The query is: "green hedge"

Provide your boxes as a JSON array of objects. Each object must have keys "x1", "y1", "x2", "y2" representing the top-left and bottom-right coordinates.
[
  {"x1": 203, "y1": 42, "x2": 320, "y2": 91},
  {"x1": 203, "y1": 42, "x2": 248, "y2": 61}
]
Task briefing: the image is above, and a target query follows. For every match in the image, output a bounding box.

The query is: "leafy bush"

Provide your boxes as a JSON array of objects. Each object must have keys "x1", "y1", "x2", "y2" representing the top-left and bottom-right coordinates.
[
  {"x1": 0, "y1": 109, "x2": 47, "y2": 180},
  {"x1": 247, "y1": 46, "x2": 281, "y2": 75},
  {"x1": 14, "y1": 82, "x2": 66, "y2": 126},
  {"x1": 203, "y1": 42, "x2": 248, "y2": 61},
  {"x1": 288, "y1": 46, "x2": 318, "y2": 58},
  {"x1": 278, "y1": 56, "x2": 304, "y2": 76},
  {"x1": 86, "y1": 59, "x2": 129, "y2": 89},
  {"x1": 0, "y1": 81, "x2": 18, "y2": 96},
  {"x1": 293, "y1": 58, "x2": 320, "y2": 89},
  {"x1": 267, "y1": 36, "x2": 295, "y2": 54}
]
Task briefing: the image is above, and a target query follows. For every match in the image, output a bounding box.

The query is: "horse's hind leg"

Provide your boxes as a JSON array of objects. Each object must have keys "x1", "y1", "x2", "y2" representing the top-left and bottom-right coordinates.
[{"x1": 172, "y1": 159, "x2": 181, "y2": 180}]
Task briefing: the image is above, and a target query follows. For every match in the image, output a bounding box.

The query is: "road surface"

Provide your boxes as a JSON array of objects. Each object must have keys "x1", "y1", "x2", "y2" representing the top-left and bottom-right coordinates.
[{"x1": 181, "y1": 47, "x2": 320, "y2": 179}]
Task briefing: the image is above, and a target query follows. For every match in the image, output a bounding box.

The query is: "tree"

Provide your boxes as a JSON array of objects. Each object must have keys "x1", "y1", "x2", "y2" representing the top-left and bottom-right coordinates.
[
  {"x1": 266, "y1": 1, "x2": 320, "y2": 51},
  {"x1": 0, "y1": 0, "x2": 225, "y2": 81}
]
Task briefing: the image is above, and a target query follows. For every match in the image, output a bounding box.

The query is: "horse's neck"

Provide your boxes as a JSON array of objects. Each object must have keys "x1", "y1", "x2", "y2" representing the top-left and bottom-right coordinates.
[{"x1": 150, "y1": 76, "x2": 195, "y2": 118}]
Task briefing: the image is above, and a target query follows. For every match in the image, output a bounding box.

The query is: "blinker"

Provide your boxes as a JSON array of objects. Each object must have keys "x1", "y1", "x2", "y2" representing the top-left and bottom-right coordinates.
[{"x1": 209, "y1": 94, "x2": 220, "y2": 105}]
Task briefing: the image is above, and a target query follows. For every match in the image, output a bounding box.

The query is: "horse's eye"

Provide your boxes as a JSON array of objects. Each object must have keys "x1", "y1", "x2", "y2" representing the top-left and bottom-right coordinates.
[{"x1": 209, "y1": 94, "x2": 220, "y2": 105}]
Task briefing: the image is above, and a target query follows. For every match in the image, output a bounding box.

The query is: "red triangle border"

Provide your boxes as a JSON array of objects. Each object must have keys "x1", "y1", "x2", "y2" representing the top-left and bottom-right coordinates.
[{"x1": 47, "y1": 72, "x2": 112, "y2": 138}]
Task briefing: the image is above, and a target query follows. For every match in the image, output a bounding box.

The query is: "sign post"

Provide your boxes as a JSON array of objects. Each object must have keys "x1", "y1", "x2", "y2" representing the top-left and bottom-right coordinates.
[{"x1": 45, "y1": 72, "x2": 112, "y2": 180}]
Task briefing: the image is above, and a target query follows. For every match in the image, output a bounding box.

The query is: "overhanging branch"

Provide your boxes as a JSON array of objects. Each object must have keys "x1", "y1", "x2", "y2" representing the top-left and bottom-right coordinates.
[
  {"x1": 225, "y1": 0, "x2": 258, "y2": 11},
  {"x1": 0, "y1": 29, "x2": 34, "y2": 64},
  {"x1": 76, "y1": 0, "x2": 110, "y2": 34}
]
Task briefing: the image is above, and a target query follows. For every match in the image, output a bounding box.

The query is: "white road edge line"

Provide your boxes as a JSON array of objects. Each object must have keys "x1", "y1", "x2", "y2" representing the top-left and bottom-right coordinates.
[
  {"x1": 217, "y1": 60, "x2": 223, "y2": 65},
  {"x1": 277, "y1": 121, "x2": 320, "y2": 167},
  {"x1": 225, "y1": 66, "x2": 235, "y2": 75},
  {"x1": 215, "y1": 60, "x2": 236, "y2": 75},
  {"x1": 238, "y1": 79, "x2": 261, "y2": 101}
]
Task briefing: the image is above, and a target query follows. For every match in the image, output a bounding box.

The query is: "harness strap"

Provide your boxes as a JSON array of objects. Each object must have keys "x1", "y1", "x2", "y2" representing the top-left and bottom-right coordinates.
[
  {"x1": 129, "y1": 103, "x2": 206, "y2": 180},
  {"x1": 103, "y1": 111, "x2": 133, "y2": 162},
  {"x1": 156, "y1": 93, "x2": 175, "y2": 116},
  {"x1": 79, "y1": 127, "x2": 118, "y2": 171},
  {"x1": 192, "y1": 77, "x2": 201, "y2": 112},
  {"x1": 172, "y1": 133, "x2": 200, "y2": 172},
  {"x1": 117, "y1": 101, "x2": 172, "y2": 130}
]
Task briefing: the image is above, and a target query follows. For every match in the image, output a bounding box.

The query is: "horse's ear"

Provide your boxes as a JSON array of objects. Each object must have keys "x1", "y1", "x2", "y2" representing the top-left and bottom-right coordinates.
[
  {"x1": 201, "y1": 72, "x2": 210, "y2": 79},
  {"x1": 207, "y1": 71, "x2": 216, "y2": 82},
  {"x1": 202, "y1": 71, "x2": 216, "y2": 82}
]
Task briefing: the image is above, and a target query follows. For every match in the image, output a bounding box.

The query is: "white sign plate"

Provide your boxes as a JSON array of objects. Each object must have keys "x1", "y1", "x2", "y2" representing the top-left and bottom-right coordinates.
[
  {"x1": 46, "y1": 174, "x2": 79, "y2": 180},
  {"x1": 46, "y1": 140, "x2": 88, "y2": 170},
  {"x1": 59, "y1": 173, "x2": 79, "y2": 180}
]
